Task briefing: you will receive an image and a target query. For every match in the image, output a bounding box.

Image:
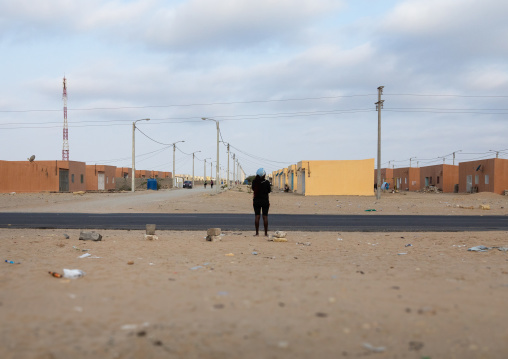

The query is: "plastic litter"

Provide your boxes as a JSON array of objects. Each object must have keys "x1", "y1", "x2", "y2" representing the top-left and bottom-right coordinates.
[
  {"x1": 363, "y1": 343, "x2": 386, "y2": 353},
  {"x1": 405, "y1": 244, "x2": 413, "y2": 247},
  {"x1": 190, "y1": 266, "x2": 203, "y2": 270},
  {"x1": 78, "y1": 253, "x2": 91, "y2": 258},
  {"x1": 5, "y1": 260, "x2": 20, "y2": 264},
  {"x1": 252, "y1": 251, "x2": 258, "y2": 255},
  {"x1": 398, "y1": 253, "x2": 408, "y2": 255},
  {"x1": 49, "y1": 271, "x2": 63, "y2": 278},
  {"x1": 63, "y1": 269, "x2": 86, "y2": 279},
  {"x1": 498, "y1": 247, "x2": 508, "y2": 252},
  {"x1": 273, "y1": 231, "x2": 287, "y2": 238},
  {"x1": 365, "y1": 209, "x2": 377, "y2": 212},
  {"x1": 468, "y1": 245, "x2": 490, "y2": 252}
]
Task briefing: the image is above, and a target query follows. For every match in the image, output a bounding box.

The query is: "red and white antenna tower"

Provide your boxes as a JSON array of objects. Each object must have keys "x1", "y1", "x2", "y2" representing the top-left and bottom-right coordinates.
[{"x1": 62, "y1": 76, "x2": 69, "y2": 161}]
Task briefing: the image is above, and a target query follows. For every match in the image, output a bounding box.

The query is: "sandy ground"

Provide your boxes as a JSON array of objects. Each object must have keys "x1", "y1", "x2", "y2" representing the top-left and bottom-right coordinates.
[{"x1": 1, "y1": 188, "x2": 508, "y2": 358}]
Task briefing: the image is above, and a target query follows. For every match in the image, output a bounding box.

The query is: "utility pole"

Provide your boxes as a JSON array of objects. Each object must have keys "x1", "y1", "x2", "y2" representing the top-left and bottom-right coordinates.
[
  {"x1": 171, "y1": 140, "x2": 185, "y2": 189},
  {"x1": 232, "y1": 154, "x2": 236, "y2": 186},
  {"x1": 375, "y1": 86, "x2": 384, "y2": 200},
  {"x1": 227, "y1": 143, "x2": 230, "y2": 188},
  {"x1": 132, "y1": 118, "x2": 150, "y2": 192},
  {"x1": 191, "y1": 151, "x2": 201, "y2": 188},
  {"x1": 452, "y1": 150, "x2": 462, "y2": 165},
  {"x1": 409, "y1": 157, "x2": 415, "y2": 168}
]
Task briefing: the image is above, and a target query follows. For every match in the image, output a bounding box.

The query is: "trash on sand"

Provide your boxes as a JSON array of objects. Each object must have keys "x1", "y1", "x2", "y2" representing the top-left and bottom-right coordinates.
[
  {"x1": 273, "y1": 237, "x2": 288, "y2": 242},
  {"x1": 337, "y1": 238, "x2": 343, "y2": 241},
  {"x1": 468, "y1": 245, "x2": 490, "y2": 252},
  {"x1": 498, "y1": 247, "x2": 508, "y2": 252},
  {"x1": 479, "y1": 204, "x2": 490, "y2": 210},
  {"x1": 296, "y1": 242, "x2": 311, "y2": 246},
  {"x1": 78, "y1": 253, "x2": 91, "y2": 258},
  {"x1": 365, "y1": 209, "x2": 377, "y2": 212},
  {"x1": 252, "y1": 251, "x2": 258, "y2": 255},
  {"x1": 49, "y1": 271, "x2": 63, "y2": 278},
  {"x1": 144, "y1": 234, "x2": 158, "y2": 240},
  {"x1": 190, "y1": 266, "x2": 203, "y2": 270},
  {"x1": 127, "y1": 261, "x2": 134, "y2": 265},
  {"x1": 362, "y1": 342, "x2": 386, "y2": 353},
  {"x1": 63, "y1": 269, "x2": 86, "y2": 279},
  {"x1": 225, "y1": 253, "x2": 235, "y2": 257},
  {"x1": 398, "y1": 253, "x2": 408, "y2": 255},
  {"x1": 273, "y1": 231, "x2": 287, "y2": 238},
  {"x1": 405, "y1": 244, "x2": 413, "y2": 247},
  {"x1": 73, "y1": 246, "x2": 90, "y2": 252},
  {"x1": 5, "y1": 260, "x2": 20, "y2": 264}
]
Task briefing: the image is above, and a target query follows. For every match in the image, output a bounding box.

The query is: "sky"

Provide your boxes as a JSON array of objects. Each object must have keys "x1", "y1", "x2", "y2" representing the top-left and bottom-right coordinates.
[{"x1": 1, "y1": 0, "x2": 507, "y2": 178}]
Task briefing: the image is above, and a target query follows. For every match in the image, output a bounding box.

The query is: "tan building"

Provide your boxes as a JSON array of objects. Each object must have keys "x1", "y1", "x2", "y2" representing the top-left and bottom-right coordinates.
[
  {"x1": 458, "y1": 158, "x2": 508, "y2": 194},
  {"x1": 0, "y1": 160, "x2": 87, "y2": 193},
  {"x1": 393, "y1": 167, "x2": 421, "y2": 191},
  {"x1": 86, "y1": 165, "x2": 116, "y2": 191},
  {"x1": 419, "y1": 164, "x2": 459, "y2": 193},
  {"x1": 115, "y1": 167, "x2": 132, "y2": 179},
  {"x1": 296, "y1": 159, "x2": 375, "y2": 196},
  {"x1": 374, "y1": 168, "x2": 394, "y2": 189}
]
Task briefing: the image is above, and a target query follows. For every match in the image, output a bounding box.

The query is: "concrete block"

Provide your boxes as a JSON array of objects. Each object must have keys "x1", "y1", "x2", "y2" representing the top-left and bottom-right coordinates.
[
  {"x1": 79, "y1": 231, "x2": 102, "y2": 241},
  {"x1": 146, "y1": 224, "x2": 156, "y2": 235},
  {"x1": 207, "y1": 228, "x2": 221, "y2": 236}
]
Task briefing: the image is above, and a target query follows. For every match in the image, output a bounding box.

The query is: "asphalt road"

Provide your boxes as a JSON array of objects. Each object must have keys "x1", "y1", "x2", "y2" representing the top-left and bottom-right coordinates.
[{"x1": 1, "y1": 213, "x2": 507, "y2": 232}]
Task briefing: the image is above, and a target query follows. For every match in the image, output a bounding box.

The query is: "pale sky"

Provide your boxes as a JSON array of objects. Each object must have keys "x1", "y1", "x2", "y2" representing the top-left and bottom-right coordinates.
[{"x1": 1, "y1": 0, "x2": 507, "y2": 178}]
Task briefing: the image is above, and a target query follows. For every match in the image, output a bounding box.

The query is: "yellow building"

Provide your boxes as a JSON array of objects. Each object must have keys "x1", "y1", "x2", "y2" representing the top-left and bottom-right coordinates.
[
  {"x1": 287, "y1": 164, "x2": 298, "y2": 192},
  {"x1": 273, "y1": 168, "x2": 288, "y2": 190},
  {"x1": 296, "y1": 159, "x2": 375, "y2": 196}
]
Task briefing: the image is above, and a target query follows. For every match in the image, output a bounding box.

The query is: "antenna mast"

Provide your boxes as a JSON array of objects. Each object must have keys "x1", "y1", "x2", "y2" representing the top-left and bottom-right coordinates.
[{"x1": 62, "y1": 76, "x2": 69, "y2": 161}]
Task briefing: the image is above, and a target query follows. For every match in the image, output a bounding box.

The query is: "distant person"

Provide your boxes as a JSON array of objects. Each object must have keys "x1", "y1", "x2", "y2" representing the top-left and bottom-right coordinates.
[
  {"x1": 204, "y1": 181, "x2": 207, "y2": 189},
  {"x1": 284, "y1": 184, "x2": 290, "y2": 192},
  {"x1": 251, "y1": 168, "x2": 271, "y2": 236},
  {"x1": 210, "y1": 180, "x2": 213, "y2": 189}
]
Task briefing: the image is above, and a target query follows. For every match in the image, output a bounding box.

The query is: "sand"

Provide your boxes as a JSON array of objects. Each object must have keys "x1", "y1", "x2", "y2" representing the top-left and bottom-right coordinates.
[{"x1": 1, "y1": 188, "x2": 508, "y2": 358}]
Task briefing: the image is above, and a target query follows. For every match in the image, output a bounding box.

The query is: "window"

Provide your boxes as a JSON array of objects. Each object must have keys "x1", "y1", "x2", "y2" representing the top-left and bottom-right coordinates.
[
  {"x1": 80, "y1": 174, "x2": 84, "y2": 183},
  {"x1": 106, "y1": 177, "x2": 109, "y2": 184},
  {"x1": 475, "y1": 175, "x2": 479, "y2": 184},
  {"x1": 71, "y1": 174, "x2": 75, "y2": 183},
  {"x1": 405, "y1": 177, "x2": 407, "y2": 184},
  {"x1": 112, "y1": 178, "x2": 115, "y2": 184},
  {"x1": 437, "y1": 176, "x2": 440, "y2": 184},
  {"x1": 485, "y1": 175, "x2": 489, "y2": 184}
]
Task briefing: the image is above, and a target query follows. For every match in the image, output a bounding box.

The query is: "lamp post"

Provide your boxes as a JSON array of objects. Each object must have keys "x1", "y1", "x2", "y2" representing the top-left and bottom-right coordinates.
[
  {"x1": 191, "y1": 151, "x2": 201, "y2": 188},
  {"x1": 202, "y1": 118, "x2": 220, "y2": 192},
  {"x1": 171, "y1": 140, "x2": 185, "y2": 188},
  {"x1": 132, "y1": 118, "x2": 150, "y2": 192}
]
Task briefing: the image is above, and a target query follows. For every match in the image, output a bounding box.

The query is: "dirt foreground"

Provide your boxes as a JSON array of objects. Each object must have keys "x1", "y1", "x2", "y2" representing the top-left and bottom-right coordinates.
[{"x1": 1, "y1": 189, "x2": 508, "y2": 358}]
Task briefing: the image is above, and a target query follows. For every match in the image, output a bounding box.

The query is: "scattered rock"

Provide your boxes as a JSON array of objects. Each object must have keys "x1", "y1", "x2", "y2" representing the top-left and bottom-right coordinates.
[
  {"x1": 127, "y1": 261, "x2": 134, "y2": 265},
  {"x1": 479, "y1": 204, "x2": 491, "y2": 210},
  {"x1": 409, "y1": 341, "x2": 424, "y2": 351},
  {"x1": 146, "y1": 224, "x2": 156, "y2": 235},
  {"x1": 206, "y1": 228, "x2": 222, "y2": 242},
  {"x1": 79, "y1": 231, "x2": 102, "y2": 241},
  {"x1": 273, "y1": 231, "x2": 287, "y2": 238},
  {"x1": 144, "y1": 234, "x2": 158, "y2": 240},
  {"x1": 63, "y1": 233, "x2": 70, "y2": 239},
  {"x1": 315, "y1": 312, "x2": 328, "y2": 318}
]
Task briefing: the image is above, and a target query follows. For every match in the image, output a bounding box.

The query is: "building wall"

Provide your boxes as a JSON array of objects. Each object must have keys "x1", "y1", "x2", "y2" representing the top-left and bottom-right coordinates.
[
  {"x1": 287, "y1": 164, "x2": 298, "y2": 191},
  {"x1": 0, "y1": 160, "x2": 86, "y2": 193},
  {"x1": 115, "y1": 167, "x2": 132, "y2": 178},
  {"x1": 374, "y1": 168, "x2": 394, "y2": 188},
  {"x1": 296, "y1": 159, "x2": 375, "y2": 196},
  {"x1": 459, "y1": 158, "x2": 508, "y2": 194},
  {"x1": 392, "y1": 167, "x2": 420, "y2": 191},
  {"x1": 86, "y1": 165, "x2": 117, "y2": 191}
]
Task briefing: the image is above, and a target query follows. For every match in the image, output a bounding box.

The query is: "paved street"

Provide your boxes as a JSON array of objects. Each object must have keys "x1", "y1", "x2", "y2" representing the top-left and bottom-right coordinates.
[{"x1": 1, "y1": 213, "x2": 507, "y2": 232}]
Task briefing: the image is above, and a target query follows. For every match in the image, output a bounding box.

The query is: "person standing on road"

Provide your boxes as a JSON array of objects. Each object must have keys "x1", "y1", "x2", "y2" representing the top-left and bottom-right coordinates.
[
  {"x1": 252, "y1": 168, "x2": 271, "y2": 236},
  {"x1": 211, "y1": 179, "x2": 213, "y2": 189},
  {"x1": 204, "y1": 180, "x2": 207, "y2": 189}
]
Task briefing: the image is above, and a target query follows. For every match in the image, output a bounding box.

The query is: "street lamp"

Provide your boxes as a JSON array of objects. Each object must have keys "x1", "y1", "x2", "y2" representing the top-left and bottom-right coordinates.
[
  {"x1": 202, "y1": 117, "x2": 220, "y2": 192},
  {"x1": 191, "y1": 151, "x2": 201, "y2": 188},
  {"x1": 132, "y1": 118, "x2": 150, "y2": 192},
  {"x1": 171, "y1": 140, "x2": 185, "y2": 188}
]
